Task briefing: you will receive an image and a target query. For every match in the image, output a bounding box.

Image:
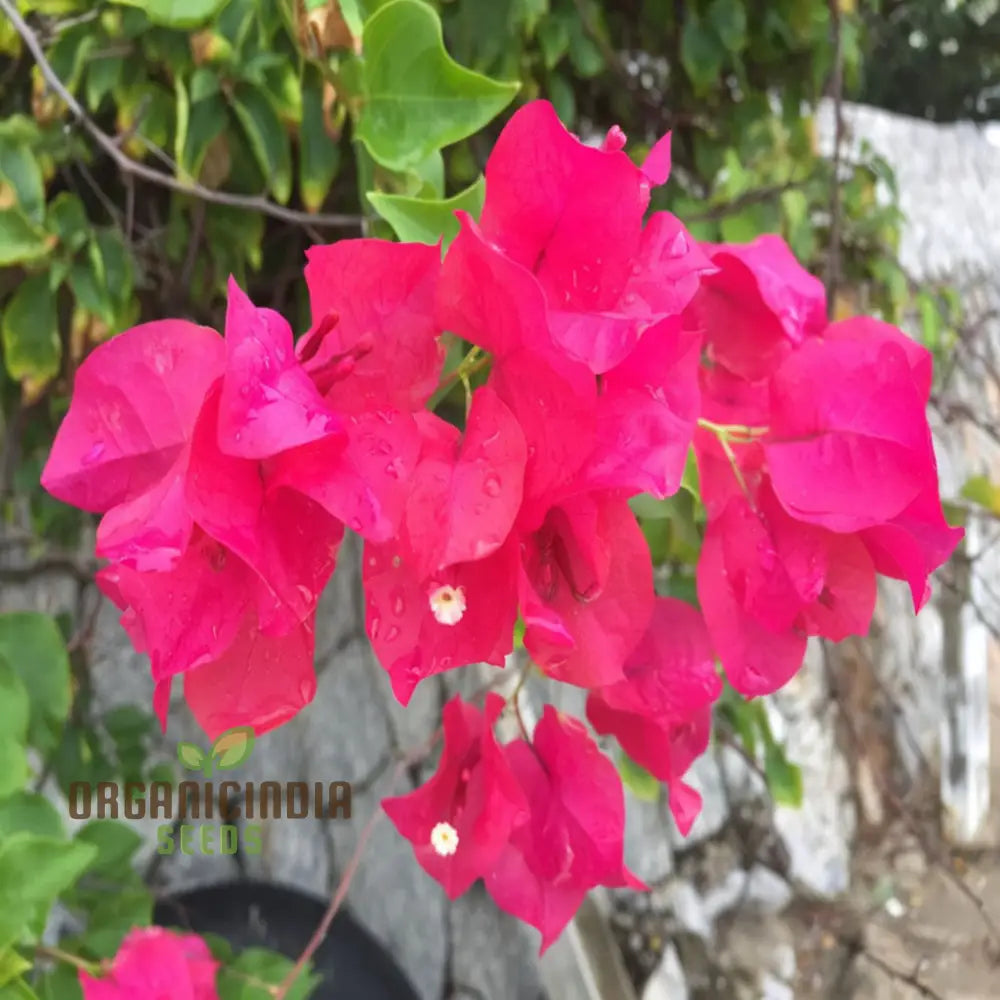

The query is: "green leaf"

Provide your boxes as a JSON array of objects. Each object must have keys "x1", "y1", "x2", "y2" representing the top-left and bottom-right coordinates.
[
  {"x1": 211, "y1": 727, "x2": 255, "y2": 769},
  {"x1": 355, "y1": 0, "x2": 519, "y2": 171},
  {"x1": 46, "y1": 193, "x2": 88, "y2": 253},
  {"x1": 0, "y1": 660, "x2": 29, "y2": 746},
  {"x1": 617, "y1": 750, "x2": 661, "y2": 803},
  {"x1": 231, "y1": 85, "x2": 293, "y2": 204},
  {"x1": 0, "y1": 614, "x2": 72, "y2": 753},
  {"x1": 0, "y1": 209, "x2": 51, "y2": 267},
  {"x1": 961, "y1": 474, "x2": 1000, "y2": 515},
  {"x1": 85, "y1": 56, "x2": 124, "y2": 112},
  {"x1": 764, "y1": 744, "x2": 803, "y2": 808},
  {"x1": 299, "y1": 77, "x2": 341, "y2": 214},
  {"x1": 110, "y1": 0, "x2": 228, "y2": 29},
  {"x1": 177, "y1": 742, "x2": 206, "y2": 771},
  {"x1": 74, "y1": 821, "x2": 143, "y2": 875},
  {"x1": 680, "y1": 447, "x2": 700, "y2": 500},
  {"x1": 708, "y1": 0, "x2": 748, "y2": 53},
  {"x1": 0, "y1": 952, "x2": 30, "y2": 990},
  {"x1": 0, "y1": 139, "x2": 44, "y2": 222},
  {"x1": 1, "y1": 274, "x2": 61, "y2": 385},
  {"x1": 181, "y1": 93, "x2": 229, "y2": 183},
  {"x1": 367, "y1": 175, "x2": 484, "y2": 246},
  {"x1": 338, "y1": 0, "x2": 366, "y2": 38},
  {"x1": 0, "y1": 741, "x2": 28, "y2": 801},
  {"x1": 0, "y1": 835, "x2": 97, "y2": 943},
  {"x1": 35, "y1": 965, "x2": 82, "y2": 1000},
  {"x1": 680, "y1": 15, "x2": 725, "y2": 93},
  {"x1": 0, "y1": 793, "x2": 64, "y2": 840},
  {"x1": 217, "y1": 947, "x2": 318, "y2": 1000}
]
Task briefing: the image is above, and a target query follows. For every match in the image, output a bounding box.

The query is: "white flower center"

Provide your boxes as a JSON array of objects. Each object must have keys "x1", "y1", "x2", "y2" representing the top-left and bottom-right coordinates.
[
  {"x1": 428, "y1": 584, "x2": 466, "y2": 625},
  {"x1": 430, "y1": 821, "x2": 459, "y2": 856}
]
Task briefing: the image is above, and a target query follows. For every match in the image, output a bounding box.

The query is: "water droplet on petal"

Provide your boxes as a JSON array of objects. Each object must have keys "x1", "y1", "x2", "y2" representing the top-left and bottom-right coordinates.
[
  {"x1": 82, "y1": 442, "x2": 106, "y2": 465},
  {"x1": 385, "y1": 625, "x2": 401, "y2": 642},
  {"x1": 483, "y1": 473, "x2": 502, "y2": 497},
  {"x1": 370, "y1": 616, "x2": 382, "y2": 639},
  {"x1": 392, "y1": 590, "x2": 406, "y2": 616}
]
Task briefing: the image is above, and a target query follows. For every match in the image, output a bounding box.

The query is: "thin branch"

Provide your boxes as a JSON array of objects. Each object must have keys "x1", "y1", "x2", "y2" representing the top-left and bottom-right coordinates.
[
  {"x1": 824, "y1": 0, "x2": 846, "y2": 310},
  {"x1": 859, "y1": 950, "x2": 945, "y2": 1000},
  {"x1": 1, "y1": 0, "x2": 363, "y2": 231},
  {"x1": 273, "y1": 729, "x2": 442, "y2": 999}
]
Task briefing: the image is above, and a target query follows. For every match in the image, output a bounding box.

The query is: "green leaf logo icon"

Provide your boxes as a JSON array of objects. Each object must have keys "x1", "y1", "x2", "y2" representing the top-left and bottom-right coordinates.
[
  {"x1": 177, "y1": 742, "x2": 206, "y2": 772},
  {"x1": 211, "y1": 727, "x2": 255, "y2": 771}
]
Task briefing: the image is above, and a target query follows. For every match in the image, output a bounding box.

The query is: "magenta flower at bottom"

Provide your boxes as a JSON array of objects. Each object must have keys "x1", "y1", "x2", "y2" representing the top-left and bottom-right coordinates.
[{"x1": 79, "y1": 927, "x2": 218, "y2": 1000}]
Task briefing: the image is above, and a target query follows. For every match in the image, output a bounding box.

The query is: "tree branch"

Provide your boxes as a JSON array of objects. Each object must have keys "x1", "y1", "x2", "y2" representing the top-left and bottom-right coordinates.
[{"x1": 0, "y1": 0, "x2": 363, "y2": 231}]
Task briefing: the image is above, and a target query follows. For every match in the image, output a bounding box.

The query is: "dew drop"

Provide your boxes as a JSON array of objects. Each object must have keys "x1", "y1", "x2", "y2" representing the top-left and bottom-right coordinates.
[
  {"x1": 349, "y1": 517, "x2": 363, "y2": 532},
  {"x1": 392, "y1": 590, "x2": 406, "y2": 616},
  {"x1": 82, "y1": 442, "x2": 106, "y2": 466},
  {"x1": 370, "y1": 616, "x2": 382, "y2": 639},
  {"x1": 483, "y1": 473, "x2": 502, "y2": 497},
  {"x1": 385, "y1": 625, "x2": 401, "y2": 642}
]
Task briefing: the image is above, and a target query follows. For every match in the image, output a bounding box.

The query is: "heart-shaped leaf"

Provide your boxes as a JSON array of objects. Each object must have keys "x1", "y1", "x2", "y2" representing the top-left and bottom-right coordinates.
[{"x1": 355, "y1": 0, "x2": 518, "y2": 171}]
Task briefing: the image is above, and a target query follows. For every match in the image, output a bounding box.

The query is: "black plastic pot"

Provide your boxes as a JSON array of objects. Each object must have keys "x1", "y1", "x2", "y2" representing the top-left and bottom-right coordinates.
[{"x1": 153, "y1": 880, "x2": 422, "y2": 1000}]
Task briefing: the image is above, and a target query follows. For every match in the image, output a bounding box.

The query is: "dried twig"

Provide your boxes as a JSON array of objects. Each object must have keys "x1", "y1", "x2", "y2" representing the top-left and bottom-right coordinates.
[
  {"x1": 824, "y1": 0, "x2": 846, "y2": 310},
  {"x1": 0, "y1": 0, "x2": 363, "y2": 231}
]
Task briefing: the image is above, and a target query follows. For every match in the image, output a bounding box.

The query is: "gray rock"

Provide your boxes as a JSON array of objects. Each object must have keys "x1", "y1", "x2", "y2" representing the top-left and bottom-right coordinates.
[
  {"x1": 641, "y1": 944, "x2": 688, "y2": 1000},
  {"x1": 449, "y1": 884, "x2": 544, "y2": 1000}
]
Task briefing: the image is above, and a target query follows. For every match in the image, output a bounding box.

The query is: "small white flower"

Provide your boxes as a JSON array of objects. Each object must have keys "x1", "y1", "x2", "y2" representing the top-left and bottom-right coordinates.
[
  {"x1": 428, "y1": 584, "x2": 467, "y2": 625},
  {"x1": 430, "y1": 821, "x2": 459, "y2": 857}
]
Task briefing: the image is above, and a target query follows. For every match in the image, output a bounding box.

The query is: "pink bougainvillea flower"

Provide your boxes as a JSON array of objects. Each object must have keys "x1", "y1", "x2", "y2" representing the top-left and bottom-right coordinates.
[
  {"x1": 576, "y1": 317, "x2": 701, "y2": 499},
  {"x1": 764, "y1": 331, "x2": 939, "y2": 532},
  {"x1": 97, "y1": 531, "x2": 253, "y2": 685},
  {"x1": 41, "y1": 319, "x2": 225, "y2": 572},
  {"x1": 181, "y1": 611, "x2": 317, "y2": 740},
  {"x1": 403, "y1": 386, "x2": 526, "y2": 577},
  {"x1": 519, "y1": 493, "x2": 654, "y2": 688},
  {"x1": 79, "y1": 926, "x2": 218, "y2": 1000},
  {"x1": 302, "y1": 238, "x2": 443, "y2": 413},
  {"x1": 586, "y1": 598, "x2": 722, "y2": 834},
  {"x1": 268, "y1": 408, "x2": 421, "y2": 543},
  {"x1": 860, "y1": 483, "x2": 964, "y2": 612},
  {"x1": 185, "y1": 385, "x2": 343, "y2": 634},
  {"x1": 476, "y1": 102, "x2": 683, "y2": 374},
  {"x1": 697, "y1": 481, "x2": 878, "y2": 697},
  {"x1": 363, "y1": 535, "x2": 519, "y2": 705},
  {"x1": 382, "y1": 693, "x2": 528, "y2": 899},
  {"x1": 217, "y1": 277, "x2": 342, "y2": 459},
  {"x1": 487, "y1": 707, "x2": 645, "y2": 952},
  {"x1": 690, "y1": 235, "x2": 827, "y2": 382},
  {"x1": 99, "y1": 531, "x2": 323, "y2": 739},
  {"x1": 41, "y1": 319, "x2": 224, "y2": 513}
]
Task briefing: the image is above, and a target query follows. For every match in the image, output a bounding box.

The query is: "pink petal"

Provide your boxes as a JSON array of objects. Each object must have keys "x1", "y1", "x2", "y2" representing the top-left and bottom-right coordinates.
[
  {"x1": 303, "y1": 239, "x2": 443, "y2": 412},
  {"x1": 404, "y1": 386, "x2": 526, "y2": 575},
  {"x1": 42, "y1": 319, "x2": 224, "y2": 512},
  {"x1": 268, "y1": 408, "x2": 421, "y2": 542},
  {"x1": 218, "y1": 277, "x2": 341, "y2": 459},
  {"x1": 642, "y1": 132, "x2": 672, "y2": 185},
  {"x1": 697, "y1": 516, "x2": 807, "y2": 697},
  {"x1": 184, "y1": 613, "x2": 317, "y2": 740},
  {"x1": 437, "y1": 212, "x2": 551, "y2": 358},
  {"x1": 522, "y1": 495, "x2": 653, "y2": 688},
  {"x1": 578, "y1": 318, "x2": 700, "y2": 498},
  {"x1": 364, "y1": 538, "x2": 519, "y2": 705},
  {"x1": 97, "y1": 533, "x2": 251, "y2": 683},
  {"x1": 765, "y1": 337, "x2": 931, "y2": 531}
]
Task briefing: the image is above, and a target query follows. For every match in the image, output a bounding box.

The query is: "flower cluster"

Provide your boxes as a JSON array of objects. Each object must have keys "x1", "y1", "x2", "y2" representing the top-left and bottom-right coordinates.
[
  {"x1": 79, "y1": 927, "x2": 218, "y2": 1000},
  {"x1": 43, "y1": 100, "x2": 959, "y2": 950}
]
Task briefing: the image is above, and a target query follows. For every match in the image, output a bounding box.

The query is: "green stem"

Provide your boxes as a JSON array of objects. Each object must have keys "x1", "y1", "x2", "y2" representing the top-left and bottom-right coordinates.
[{"x1": 34, "y1": 945, "x2": 102, "y2": 977}]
